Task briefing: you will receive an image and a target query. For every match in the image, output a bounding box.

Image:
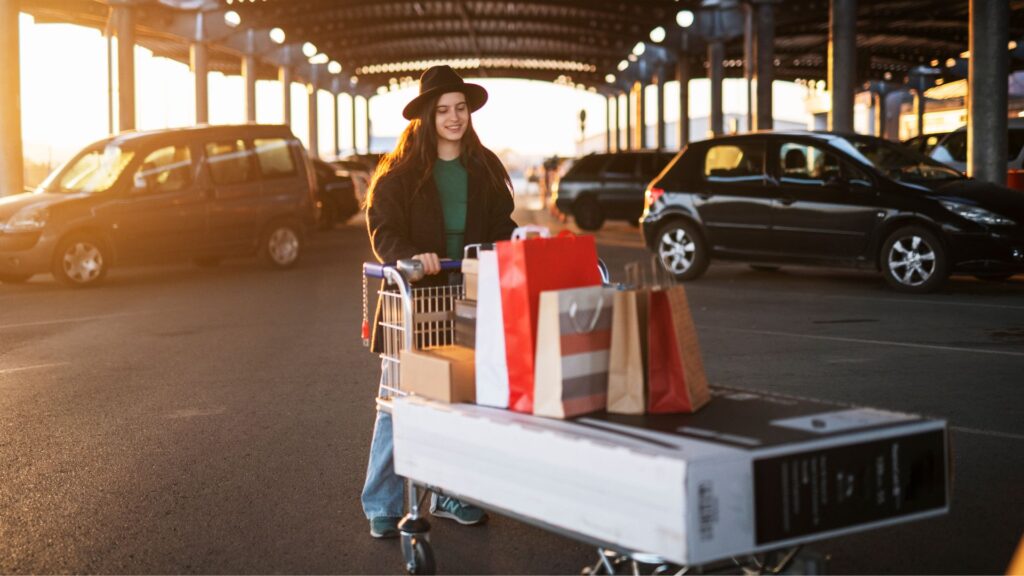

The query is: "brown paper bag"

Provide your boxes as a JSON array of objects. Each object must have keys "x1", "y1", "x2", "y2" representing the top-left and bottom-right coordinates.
[{"x1": 607, "y1": 289, "x2": 647, "y2": 414}]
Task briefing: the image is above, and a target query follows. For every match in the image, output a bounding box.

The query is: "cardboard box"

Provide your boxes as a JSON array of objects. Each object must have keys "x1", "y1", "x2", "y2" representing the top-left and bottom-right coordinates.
[
  {"x1": 393, "y1": 387, "x2": 949, "y2": 565},
  {"x1": 454, "y1": 299, "x2": 476, "y2": 349},
  {"x1": 462, "y1": 258, "x2": 479, "y2": 301},
  {"x1": 399, "y1": 346, "x2": 476, "y2": 403}
]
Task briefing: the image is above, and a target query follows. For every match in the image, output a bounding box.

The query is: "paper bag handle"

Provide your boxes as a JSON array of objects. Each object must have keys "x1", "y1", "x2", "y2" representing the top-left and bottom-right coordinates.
[
  {"x1": 511, "y1": 225, "x2": 551, "y2": 240},
  {"x1": 568, "y1": 295, "x2": 605, "y2": 334}
]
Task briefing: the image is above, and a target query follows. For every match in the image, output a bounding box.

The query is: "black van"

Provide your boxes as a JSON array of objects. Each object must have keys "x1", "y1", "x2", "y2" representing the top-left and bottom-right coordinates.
[
  {"x1": 0, "y1": 124, "x2": 318, "y2": 287},
  {"x1": 552, "y1": 150, "x2": 675, "y2": 230}
]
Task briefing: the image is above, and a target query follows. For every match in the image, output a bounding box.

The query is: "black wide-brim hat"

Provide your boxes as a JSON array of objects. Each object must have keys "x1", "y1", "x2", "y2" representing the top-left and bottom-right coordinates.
[{"x1": 402, "y1": 65, "x2": 488, "y2": 120}]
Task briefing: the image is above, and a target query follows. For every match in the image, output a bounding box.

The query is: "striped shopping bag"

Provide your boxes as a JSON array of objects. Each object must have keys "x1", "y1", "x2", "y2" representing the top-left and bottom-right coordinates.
[{"x1": 533, "y1": 286, "x2": 616, "y2": 419}]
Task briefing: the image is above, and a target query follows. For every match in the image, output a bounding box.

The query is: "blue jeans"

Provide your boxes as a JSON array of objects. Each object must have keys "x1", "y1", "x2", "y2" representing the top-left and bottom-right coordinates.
[{"x1": 361, "y1": 409, "x2": 405, "y2": 519}]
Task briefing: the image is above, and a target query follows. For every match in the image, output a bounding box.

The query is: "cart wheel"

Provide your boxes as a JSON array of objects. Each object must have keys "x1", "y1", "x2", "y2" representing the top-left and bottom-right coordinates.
[{"x1": 402, "y1": 535, "x2": 435, "y2": 575}]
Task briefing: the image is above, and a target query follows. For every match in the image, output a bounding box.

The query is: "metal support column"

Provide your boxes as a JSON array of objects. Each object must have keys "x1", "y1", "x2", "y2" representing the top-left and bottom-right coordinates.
[
  {"x1": 116, "y1": 4, "x2": 136, "y2": 131},
  {"x1": 333, "y1": 91, "x2": 341, "y2": 158},
  {"x1": 365, "y1": 97, "x2": 372, "y2": 153},
  {"x1": 605, "y1": 96, "x2": 613, "y2": 152},
  {"x1": 637, "y1": 80, "x2": 647, "y2": 149},
  {"x1": 709, "y1": 40, "x2": 725, "y2": 136},
  {"x1": 190, "y1": 11, "x2": 208, "y2": 125},
  {"x1": 677, "y1": 56, "x2": 690, "y2": 148},
  {"x1": 968, "y1": 0, "x2": 1009, "y2": 184},
  {"x1": 613, "y1": 93, "x2": 621, "y2": 152},
  {"x1": 280, "y1": 69, "x2": 292, "y2": 126},
  {"x1": 743, "y1": 3, "x2": 754, "y2": 131},
  {"x1": 0, "y1": 0, "x2": 23, "y2": 196},
  {"x1": 624, "y1": 90, "x2": 633, "y2": 151},
  {"x1": 308, "y1": 74, "x2": 319, "y2": 159},
  {"x1": 242, "y1": 29, "x2": 257, "y2": 123},
  {"x1": 828, "y1": 0, "x2": 857, "y2": 132},
  {"x1": 656, "y1": 68, "x2": 666, "y2": 151},
  {"x1": 351, "y1": 94, "x2": 358, "y2": 155},
  {"x1": 753, "y1": 0, "x2": 775, "y2": 130}
]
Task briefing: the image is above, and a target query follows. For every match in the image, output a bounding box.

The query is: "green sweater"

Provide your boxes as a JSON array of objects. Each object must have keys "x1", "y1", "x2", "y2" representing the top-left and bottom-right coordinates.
[{"x1": 433, "y1": 157, "x2": 468, "y2": 259}]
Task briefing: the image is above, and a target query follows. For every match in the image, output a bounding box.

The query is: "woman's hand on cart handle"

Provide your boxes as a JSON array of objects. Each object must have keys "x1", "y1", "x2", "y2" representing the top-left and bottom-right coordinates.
[{"x1": 413, "y1": 253, "x2": 441, "y2": 275}]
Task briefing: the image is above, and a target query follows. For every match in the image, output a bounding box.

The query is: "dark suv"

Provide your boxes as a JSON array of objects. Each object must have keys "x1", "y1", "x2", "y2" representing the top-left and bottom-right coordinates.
[
  {"x1": 0, "y1": 124, "x2": 318, "y2": 286},
  {"x1": 641, "y1": 131, "x2": 1024, "y2": 293},
  {"x1": 553, "y1": 150, "x2": 675, "y2": 230}
]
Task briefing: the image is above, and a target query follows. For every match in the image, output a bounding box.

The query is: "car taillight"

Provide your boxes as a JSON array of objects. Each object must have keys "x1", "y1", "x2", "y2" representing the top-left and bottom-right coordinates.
[{"x1": 645, "y1": 187, "x2": 665, "y2": 209}]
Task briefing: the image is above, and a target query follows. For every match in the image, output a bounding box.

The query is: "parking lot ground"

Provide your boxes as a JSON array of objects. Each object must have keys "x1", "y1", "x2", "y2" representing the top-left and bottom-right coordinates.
[{"x1": 1, "y1": 214, "x2": 1022, "y2": 574}]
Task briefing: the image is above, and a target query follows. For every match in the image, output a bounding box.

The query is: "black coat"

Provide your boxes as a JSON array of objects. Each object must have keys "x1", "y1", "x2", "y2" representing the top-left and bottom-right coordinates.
[{"x1": 366, "y1": 152, "x2": 518, "y2": 353}]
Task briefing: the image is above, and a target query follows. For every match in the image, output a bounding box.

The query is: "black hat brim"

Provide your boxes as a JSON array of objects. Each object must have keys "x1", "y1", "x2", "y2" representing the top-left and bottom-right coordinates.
[{"x1": 402, "y1": 83, "x2": 488, "y2": 120}]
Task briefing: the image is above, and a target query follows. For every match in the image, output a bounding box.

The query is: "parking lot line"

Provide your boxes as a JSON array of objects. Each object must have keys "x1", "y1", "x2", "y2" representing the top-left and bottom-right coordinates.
[
  {"x1": 0, "y1": 362, "x2": 69, "y2": 375},
  {"x1": 0, "y1": 311, "x2": 160, "y2": 331},
  {"x1": 695, "y1": 284, "x2": 1024, "y2": 311},
  {"x1": 699, "y1": 326, "x2": 1024, "y2": 358}
]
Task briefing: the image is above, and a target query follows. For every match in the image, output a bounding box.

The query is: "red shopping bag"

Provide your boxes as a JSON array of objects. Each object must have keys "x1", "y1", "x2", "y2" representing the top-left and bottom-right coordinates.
[
  {"x1": 497, "y1": 228, "x2": 603, "y2": 413},
  {"x1": 646, "y1": 286, "x2": 710, "y2": 413}
]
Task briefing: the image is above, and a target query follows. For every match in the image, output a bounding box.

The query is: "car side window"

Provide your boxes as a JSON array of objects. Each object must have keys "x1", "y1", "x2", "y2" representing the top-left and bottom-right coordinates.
[
  {"x1": 254, "y1": 138, "x2": 297, "y2": 178},
  {"x1": 1008, "y1": 130, "x2": 1024, "y2": 161},
  {"x1": 603, "y1": 154, "x2": 636, "y2": 178},
  {"x1": 778, "y1": 142, "x2": 840, "y2": 185},
  {"x1": 206, "y1": 140, "x2": 254, "y2": 185},
  {"x1": 943, "y1": 132, "x2": 967, "y2": 163},
  {"x1": 565, "y1": 155, "x2": 606, "y2": 179},
  {"x1": 133, "y1": 145, "x2": 193, "y2": 194},
  {"x1": 704, "y1": 143, "x2": 765, "y2": 183}
]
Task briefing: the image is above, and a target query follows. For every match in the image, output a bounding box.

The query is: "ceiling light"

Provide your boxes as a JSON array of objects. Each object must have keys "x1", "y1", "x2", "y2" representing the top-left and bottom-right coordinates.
[
  {"x1": 302, "y1": 42, "x2": 318, "y2": 58},
  {"x1": 960, "y1": 50, "x2": 970, "y2": 58},
  {"x1": 946, "y1": 58, "x2": 956, "y2": 68},
  {"x1": 632, "y1": 42, "x2": 646, "y2": 56},
  {"x1": 328, "y1": 61, "x2": 342, "y2": 74},
  {"x1": 649, "y1": 26, "x2": 666, "y2": 43},
  {"x1": 617, "y1": 60, "x2": 628, "y2": 71},
  {"x1": 309, "y1": 53, "x2": 329, "y2": 65},
  {"x1": 269, "y1": 27, "x2": 286, "y2": 44},
  {"x1": 224, "y1": 10, "x2": 241, "y2": 28},
  {"x1": 376, "y1": 86, "x2": 388, "y2": 95},
  {"x1": 676, "y1": 10, "x2": 695, "y2": 28},
  {"x1": 605, "y1": 73, "x2": 615, "y2": 83},
  {"x1": 1010, "y1": 40, "x2": 1019, "y2": 50}
]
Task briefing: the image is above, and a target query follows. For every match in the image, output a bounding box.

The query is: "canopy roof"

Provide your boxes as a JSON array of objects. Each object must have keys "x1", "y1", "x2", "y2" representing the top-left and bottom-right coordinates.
[{"x1": 21, "y1": 0, "x2": 1024, "y2": 96}]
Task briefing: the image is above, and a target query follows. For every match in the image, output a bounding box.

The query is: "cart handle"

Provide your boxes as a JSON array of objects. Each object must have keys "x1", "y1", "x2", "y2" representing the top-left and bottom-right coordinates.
[{"x1": 363, "y1": 259, "x2": 463, "y2": 281}]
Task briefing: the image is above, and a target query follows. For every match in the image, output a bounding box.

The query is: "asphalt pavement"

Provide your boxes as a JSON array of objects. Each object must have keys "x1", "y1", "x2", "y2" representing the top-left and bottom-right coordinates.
[{"x1": 1, "y1": 204, "x2": 1022, "y2": 574}]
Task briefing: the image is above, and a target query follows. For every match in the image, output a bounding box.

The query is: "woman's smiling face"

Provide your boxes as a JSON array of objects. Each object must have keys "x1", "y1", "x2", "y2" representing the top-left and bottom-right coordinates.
[{"x1": 435, "y1": 92, "x2": 470, "y2": 144}]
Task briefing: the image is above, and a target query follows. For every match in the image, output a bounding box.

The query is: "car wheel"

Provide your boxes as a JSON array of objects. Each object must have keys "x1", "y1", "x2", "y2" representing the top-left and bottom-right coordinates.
[
  {"x1": 260, "y1": 220, "x2": 303, "y2": 269},
  {"x1": 573, "y1": 196, "x2": 605, "y2": 231},
  {"x1": 974, "y1": 273, "x2": 1014, "y2": 282},
  {"x1": 750, "y1": 265, "x2": 780, "y2": 272},
  {"x1": 881, "y1": 226, "x2": 948, "y2": 293},
  {"x1": 656, "y1": 220, "x2": 709, "y2": 281},
  {"x1": 52, "y1": 234, "x2": 110, "y2": 287},
  {"x1": 0, "y1": 273, "x2": 32, "y2": 284}
]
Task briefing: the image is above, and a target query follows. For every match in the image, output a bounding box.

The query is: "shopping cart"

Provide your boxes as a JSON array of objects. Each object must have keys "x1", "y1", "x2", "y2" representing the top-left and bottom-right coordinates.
[{"x1": 361, "y1": 256, "x2": 813, "y2": 575}]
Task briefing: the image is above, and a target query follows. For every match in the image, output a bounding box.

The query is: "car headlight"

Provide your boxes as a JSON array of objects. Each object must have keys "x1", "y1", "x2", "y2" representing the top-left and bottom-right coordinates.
[
  {"x1": 940, "y1": 201, "x2": 1016, "y2": 226},
  {"x1": 4, "y1": 205, "x2": 50, "y2": 233}
]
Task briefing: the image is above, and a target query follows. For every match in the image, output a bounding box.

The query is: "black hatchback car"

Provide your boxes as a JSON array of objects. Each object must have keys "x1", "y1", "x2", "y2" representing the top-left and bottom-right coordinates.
[
  {"x1": 553, "y1": 150, "x2": 675, "y2": 230},
  {"x1": 0, "y1": 124, "x2": 317, "y2": 287},
  {"x1": 641, "y1": 131, "x2": 1024, "y2": 293}
]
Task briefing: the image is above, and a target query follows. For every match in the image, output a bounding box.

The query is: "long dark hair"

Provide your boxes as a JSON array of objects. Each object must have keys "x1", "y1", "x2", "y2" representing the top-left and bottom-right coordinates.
[{"x1": 365, "y1": 92, "x2": 512, "y2": 208}]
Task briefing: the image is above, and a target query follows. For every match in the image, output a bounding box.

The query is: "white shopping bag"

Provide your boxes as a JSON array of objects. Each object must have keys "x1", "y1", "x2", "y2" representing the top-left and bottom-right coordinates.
[{"x1": 474, "y1": 249, "x2": 509, "y2": 408}]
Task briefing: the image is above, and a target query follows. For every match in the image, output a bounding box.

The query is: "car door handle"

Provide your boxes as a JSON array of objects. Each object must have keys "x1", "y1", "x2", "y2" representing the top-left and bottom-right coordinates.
[
  {"x1": 697, "y1": 193, "x2": 712, "y2": 200},
  {"x1": 778, "y1": 196, "x2": 796, "y2": 206}
]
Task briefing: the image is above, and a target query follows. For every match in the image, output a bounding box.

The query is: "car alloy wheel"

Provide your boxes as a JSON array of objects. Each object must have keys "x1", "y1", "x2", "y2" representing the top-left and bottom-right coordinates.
[
  {"x1": 54, "y1": 237, "x2": 109, "y2": 287},
  {"x1": 881, "y1": 225, "x2": 947, "y2": 293},
  {"x1": 655, "y1": 220, "x2": 709, "y2": 281},
  {"x1": 262, "y1": 221, "x2": 302, "y2": 269}
]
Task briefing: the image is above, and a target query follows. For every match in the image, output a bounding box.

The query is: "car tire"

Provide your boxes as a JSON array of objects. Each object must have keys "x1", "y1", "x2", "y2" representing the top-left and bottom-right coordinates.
[
  {"x1": 573, "y1": 196, "x2": 605, "y2": 231},
  {"x1": 880, "y1": 225, "x2": 948, "y2": 293},
  {"x1": 260, "y1": 219, "x2": 303, "y2": 270},
  {"x1": 52, "y1": 234, "x2": 110, "y2": 287},
  {"x1": 655, "y1": 219, "x2": 709, "y2": 281},
  {"x1": 0, "y1": 273, "x2": 32, "y2": 284},
  {"x1": 750, "y1": 265, "x2": 781, "y2": 272}
]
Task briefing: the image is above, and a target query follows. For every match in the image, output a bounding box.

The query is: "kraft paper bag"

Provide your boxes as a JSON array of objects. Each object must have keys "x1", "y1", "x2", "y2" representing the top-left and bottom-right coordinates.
[
  {"x1": 607, "y1": 289, "x2": 648, "y2": 415},
  {"x1": 474, "y1": 250, "x2": 510, "y2": 408},
  {"x1": 647, "y1": 286, "x2": 710, "y2": 413},
  {"x1": 533, "y1": 286, "x2": 615, "y2": 419}
]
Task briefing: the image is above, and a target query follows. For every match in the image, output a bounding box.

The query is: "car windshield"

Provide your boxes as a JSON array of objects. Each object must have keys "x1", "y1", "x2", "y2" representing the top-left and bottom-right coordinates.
[
  {"x1": 41, "y1": 143, "x2": 136, "y2": 194},
  {"x1": 829, "y1": 137, "x2": 963, "y2": 182}
]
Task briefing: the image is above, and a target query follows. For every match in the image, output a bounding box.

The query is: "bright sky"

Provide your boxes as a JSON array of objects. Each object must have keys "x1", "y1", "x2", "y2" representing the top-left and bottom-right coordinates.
[{"x1": 18, "y1": 14, "x2": 812, "y2": 170}]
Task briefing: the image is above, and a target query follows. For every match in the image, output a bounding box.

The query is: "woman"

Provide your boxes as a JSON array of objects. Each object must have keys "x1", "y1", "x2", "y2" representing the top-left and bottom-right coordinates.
[{"x1": 362, "y1": 65, "x2": 517, "y2": 539}]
